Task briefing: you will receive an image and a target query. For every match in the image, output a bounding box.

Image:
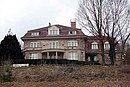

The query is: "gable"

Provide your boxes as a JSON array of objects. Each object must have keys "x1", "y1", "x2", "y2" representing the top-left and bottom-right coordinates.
[
  {"x1": 48, "y1": 26, "x2": 59, "y2": 35},
  {"x1": 48, "y1": 26, "x2": 59, "y2": 30}
]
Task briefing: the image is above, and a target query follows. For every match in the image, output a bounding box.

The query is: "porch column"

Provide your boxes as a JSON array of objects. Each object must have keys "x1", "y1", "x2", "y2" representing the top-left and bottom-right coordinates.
[
  {"x1": 56, "y1": 51, "x2": 58, "y2": 59},
  {"x1": 47, "y1": 52, "x2": 49, "y2": 59}
]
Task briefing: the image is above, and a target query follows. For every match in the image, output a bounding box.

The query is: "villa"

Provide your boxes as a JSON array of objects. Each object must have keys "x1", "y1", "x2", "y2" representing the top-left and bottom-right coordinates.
[{"x1": 21, "y1": 21, "x2": 121, "y2": 64}]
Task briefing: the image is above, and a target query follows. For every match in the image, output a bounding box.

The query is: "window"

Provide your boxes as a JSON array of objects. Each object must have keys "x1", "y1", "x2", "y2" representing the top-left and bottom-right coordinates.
[
  {"x1": 31, "y1": 32, "x2": 39, "y2": 36},
  {"x1": 88, "y1": 56, "x2": 98, "y2": 61},
  {"x1": 94, "y1": 56, "x2": 99, "y2": 61},
  {"x1": 68, "y1": 40, "x2": 78, "y2": 46},
  {"x1": 49, "y1": 30, "x2": 59, "y2": 35},
  {"x1": 30, "y1": 42, "x2": 40, "y2": 48},
  {"x1": 49, "y1": 41, "x2": 59, "y2": 49},
  {"x1": 104, "y1": 42, "x2": 110, "y2": 49},
  {"x1": 48, "y1": 27, "x2": 59, "y2": 35},
  {"x1": 29, "y1": 53, "x2": 38, "y2": 59},
  {"x1": 68, "y1": 52, "x2": 78, "y2": 60},
  {"x1": 91, "y1": 42, "x2": 98, "y2": 49},
  {"x1": 69, "y1": 31, "x2": 76, "y2": 35},
  {"x1": 88, "y1": 57, "x2": 91, "y2": 61}
]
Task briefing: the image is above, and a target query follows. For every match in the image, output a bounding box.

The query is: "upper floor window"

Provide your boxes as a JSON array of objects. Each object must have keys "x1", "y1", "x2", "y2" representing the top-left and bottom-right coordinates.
[
  {"x1": 91, "y1": 42, "x2": 98, "y2": 49},
  {"x1": 104, "y1": 42, "x2": 110, "y2": 49},
  {"x1": 48, "y1": 26, "x2": 59, "y2": 35},
  {"x1": 50, "y1": 30, "x2": 59, "y2": 35},
  {"x1": 69, "y1": 30, "x2": 76, "y2": 35},
  {"x1": 30, "y1": 42, "x2": 40, "y2": 48},
  {"x1": 31, "y1": 32, "x2": 39, "y2": 36},
  {"x1": 29, "y1": 53, "x2": 38, "y2": 59},
  {"x1": 68, "y1": 52, "x2": 78, "y2": 60},
  {"x1": 68, "y1": 40, "x2": 78, "y2": 46},
  {"x1": 49, "y1": 41, "x2": 59, "y2": 49}
]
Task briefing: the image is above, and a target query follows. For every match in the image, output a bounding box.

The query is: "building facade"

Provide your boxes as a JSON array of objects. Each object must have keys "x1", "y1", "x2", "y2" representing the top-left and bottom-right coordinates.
[{"x1": 21, "y1": 22, "x2": 121, "y2": 64}]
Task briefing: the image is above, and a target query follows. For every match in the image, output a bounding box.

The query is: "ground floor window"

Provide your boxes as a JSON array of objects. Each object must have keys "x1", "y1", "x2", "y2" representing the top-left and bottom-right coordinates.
[
  {"x1": 88, "y1": 57, "x2": 91, "y2": 61},
  {"x1": 29, "y1": 53, "x2": 38, "y2": 59},
  {"x1": 87, "y1": 56, "x2": 99, "y2": 61},
  {"x1": 68, "y1": 52, "x2": 78, "y2": 60},
  {"x1": 94, "y1": 56, "x2": 99, "y2": 61}
]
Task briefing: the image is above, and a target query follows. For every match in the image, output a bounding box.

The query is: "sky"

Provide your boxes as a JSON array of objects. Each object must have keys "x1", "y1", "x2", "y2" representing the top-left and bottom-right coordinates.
[
  {"x1": 1, "y1": 0, "x2": 130, "y2": 43},
  {"x1": 0, "y1": 0, "x2": 79, "y2": 42}
]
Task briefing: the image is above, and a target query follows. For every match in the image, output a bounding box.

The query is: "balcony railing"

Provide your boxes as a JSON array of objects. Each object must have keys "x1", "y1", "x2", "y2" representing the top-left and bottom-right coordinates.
[
  {"x1": 43, "y1": 56, "x2": 63, "y2": 59},
  {"x1": 23, "y1": 46, "x2": 83, "y2": 52},
  {"x1": 23, "y1": 47, "x2": 42, "y2": 51}
]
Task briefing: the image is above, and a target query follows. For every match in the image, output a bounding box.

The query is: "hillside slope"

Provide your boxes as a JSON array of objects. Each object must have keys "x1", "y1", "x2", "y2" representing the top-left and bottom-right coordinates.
[{"x1": 0, "y1": 65, "x2": 130, "y2": 87}]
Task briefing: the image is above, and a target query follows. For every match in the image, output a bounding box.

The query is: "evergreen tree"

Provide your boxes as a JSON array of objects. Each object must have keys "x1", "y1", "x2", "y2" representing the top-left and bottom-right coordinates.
[{"x1": 0, "y1": 35, "x2": 24, "y2": 62}]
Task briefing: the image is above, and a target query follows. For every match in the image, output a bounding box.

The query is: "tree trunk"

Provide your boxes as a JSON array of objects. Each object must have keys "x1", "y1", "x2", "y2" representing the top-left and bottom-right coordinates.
[
  {"x1": 121, "y1": 46, "x2": 124, "y2": 59},
  {"x1": 90, "y1": 56, "x2": 94, "y2": 65},
  {"x1": 100, "y1": 40, "x2": 105, "y2": 65},
  {"x1": 109, "y1": 43, "x2": 116, "y2": 65}
]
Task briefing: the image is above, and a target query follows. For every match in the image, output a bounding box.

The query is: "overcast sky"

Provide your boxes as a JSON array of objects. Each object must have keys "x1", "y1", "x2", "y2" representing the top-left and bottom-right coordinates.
[
  {"x1": 1, "y1": 0, "x2": 130, "y2": 43},
  {"x1": 0, "y1": 0, "x2": 79, "y2": 42}
]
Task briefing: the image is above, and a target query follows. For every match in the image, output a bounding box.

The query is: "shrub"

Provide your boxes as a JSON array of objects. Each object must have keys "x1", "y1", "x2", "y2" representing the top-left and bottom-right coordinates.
[{"x1": 0, "y1": 68, "x2": 14, "y2": 82}]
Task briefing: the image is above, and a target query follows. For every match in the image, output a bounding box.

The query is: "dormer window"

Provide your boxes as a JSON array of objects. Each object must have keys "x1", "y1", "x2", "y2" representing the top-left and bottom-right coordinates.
[
  {"x1": 50, "y1": 30, "x2": 58, "y2": 35},
  {"x1": 48, "y1": 26, "x2": 59, "y2": 35},
  {"x1": 69, "y1": 30, "x2": 76, "y2": 35},
  {"x1": 31, "y1": 32, "x2": 39, "y2": 36}
]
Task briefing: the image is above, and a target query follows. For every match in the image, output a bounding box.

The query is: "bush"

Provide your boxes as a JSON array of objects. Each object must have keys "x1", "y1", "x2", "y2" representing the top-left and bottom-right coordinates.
[{"x1": 1, "y1": 68, "x2": 13, "y2": 82}]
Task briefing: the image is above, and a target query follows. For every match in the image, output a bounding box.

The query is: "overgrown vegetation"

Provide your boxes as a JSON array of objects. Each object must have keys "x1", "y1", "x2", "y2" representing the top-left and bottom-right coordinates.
[
  {"x1": 8, "y1": 65, "x2": 130, "y2": 82},
  {"x1": 0, "y1": 64, "x2": 14, "y2": 82},
  {"x1": 0, "y1": 65, "x2": 130, "y2": 87},
  {"x1": 0, "y1": 68, "x2": 13, "y2": 82}
]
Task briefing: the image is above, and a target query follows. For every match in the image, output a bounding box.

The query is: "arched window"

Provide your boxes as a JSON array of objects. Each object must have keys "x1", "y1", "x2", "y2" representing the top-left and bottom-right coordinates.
[
  {"x1": 104, "y1": 41, "x2": 110, "y2": 49},
  {"x1": 91, "y1": 42, "x2": 98, "y2": 49}
]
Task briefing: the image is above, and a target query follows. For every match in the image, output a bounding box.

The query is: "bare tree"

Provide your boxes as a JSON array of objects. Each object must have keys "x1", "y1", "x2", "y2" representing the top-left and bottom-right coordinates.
[
  {"x1": 102, "y1": 0, "x2": 130, "y2": 65},
  {"x1": 77, "y1": 0, "x2": 106, "y2": 65},
  {"x1": 77, "y1": 0, "x2": 130, "y2": 65}
]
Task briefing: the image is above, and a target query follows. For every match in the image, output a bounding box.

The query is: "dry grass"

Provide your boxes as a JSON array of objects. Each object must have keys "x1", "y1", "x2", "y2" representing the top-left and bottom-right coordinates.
[
  {"x1": 0, "y1": 81, "x2": 130, "y2": 87},
  {"x1": 1, "y1": 65, "x2": 130, "y2": 87}
]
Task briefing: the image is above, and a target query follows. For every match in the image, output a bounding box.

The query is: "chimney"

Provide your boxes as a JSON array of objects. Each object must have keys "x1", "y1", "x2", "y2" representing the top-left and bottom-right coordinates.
[
  {"x1": 49, "y1": 22, "x2": 51, "y2": 26},
  {"x1": 71, "y1": 19, "x2": 76, "y2": 29}
]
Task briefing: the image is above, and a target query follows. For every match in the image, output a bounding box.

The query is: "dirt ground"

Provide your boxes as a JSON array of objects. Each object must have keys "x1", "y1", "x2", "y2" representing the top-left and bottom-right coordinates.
[
  {"x1": 0, "y1": 65, "x2": 130, "y2": 87},
  {"x1": 0, "y1": 81, "x2": 130, "y2": 87}
]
